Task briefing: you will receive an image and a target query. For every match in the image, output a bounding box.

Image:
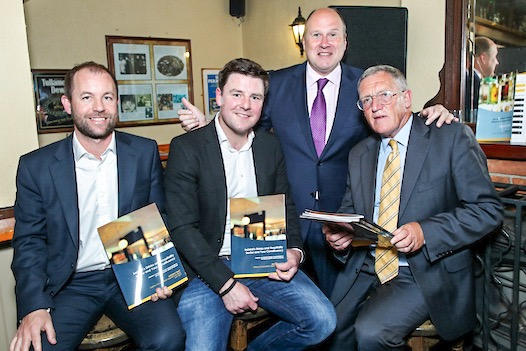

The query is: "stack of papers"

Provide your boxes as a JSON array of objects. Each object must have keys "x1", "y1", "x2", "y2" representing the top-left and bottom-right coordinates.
[
  {"x1": 300, "y1": 209, "x2": 393, "y2": 245},
  {"x1": 300, "y1": 209, "x2": 364, "y2": 223}
]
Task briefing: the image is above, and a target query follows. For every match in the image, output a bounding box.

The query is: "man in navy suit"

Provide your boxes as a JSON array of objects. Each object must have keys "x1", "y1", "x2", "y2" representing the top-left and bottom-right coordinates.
[
  {"x1": 323, "y1": 65, "x2": 502, "y2": 350},
  {"x1": 178, "y1": 8, "x2": 454, "y2": 296},
  {"x1": 465, "y1": 36, "x2": 499, "y2": 120},
  {"x1": 10, "y1": 62, "x2": 184, "y2": 351}
]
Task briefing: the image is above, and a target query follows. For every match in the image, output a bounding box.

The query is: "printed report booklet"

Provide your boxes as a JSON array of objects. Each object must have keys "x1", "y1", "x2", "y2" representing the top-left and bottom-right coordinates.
[
  {"x1": 229, "y1": 194, "x2": 287, "y2": 278},
  {"x1": 97, "y1": 203, "x2": 187, "y2": 309},
  {"x1": 300, "y1": 209, "x2": 393, "y2": 246}
]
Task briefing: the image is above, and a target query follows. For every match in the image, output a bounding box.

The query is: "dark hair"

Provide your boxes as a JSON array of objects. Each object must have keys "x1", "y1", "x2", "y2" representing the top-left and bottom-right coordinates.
[
  {"x1": 217, "y1": 58, "x2": 269, "y2": 95},
  {"x1": 64, "y1": 61, "x2": 118, "y2": 99}
]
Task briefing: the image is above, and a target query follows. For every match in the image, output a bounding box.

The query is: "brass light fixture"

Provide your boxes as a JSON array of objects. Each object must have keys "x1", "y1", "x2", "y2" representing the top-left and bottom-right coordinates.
[{"x1": 290, "y1": 7, "x2": 306, "y2": 56}]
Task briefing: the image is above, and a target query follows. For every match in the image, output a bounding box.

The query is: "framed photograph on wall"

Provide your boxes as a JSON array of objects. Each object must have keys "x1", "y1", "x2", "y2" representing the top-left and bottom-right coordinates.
[
  {"x1": 32, "y1": 69, "x2": 73, "y2": 134},
  {"x1": 106, "y1": 36, "x2": 193, "y2": 127},
  {"x1": 202, "y1": 69, "x2": 220, "y2": 121}
]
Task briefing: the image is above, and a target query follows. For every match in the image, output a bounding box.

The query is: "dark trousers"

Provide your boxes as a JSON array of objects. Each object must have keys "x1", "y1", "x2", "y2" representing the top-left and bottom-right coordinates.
[
  {"x1": 40, "y1": 269, "x2": 184, "y2": 351},
  {"x1": 303, "y1": 220, "x2": 341, "y2": 297},
  {"x1": 329, "y1": 255, "x2": 429, "y2": 351}
]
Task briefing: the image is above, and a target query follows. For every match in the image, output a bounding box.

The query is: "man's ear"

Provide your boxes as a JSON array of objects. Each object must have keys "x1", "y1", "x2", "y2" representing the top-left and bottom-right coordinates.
[
  {"x1": 61, "y1": 95, "x2": 72, "y2": 115},
  {"x1": 403, "y1": 89, "x2": 412, "y2": 109},
  {"x1": 479, "y1": 52, "x2": 488, "y2": 65},
  {"x1": 215, "y1": 88, "x2": 223, "y2": 107}
]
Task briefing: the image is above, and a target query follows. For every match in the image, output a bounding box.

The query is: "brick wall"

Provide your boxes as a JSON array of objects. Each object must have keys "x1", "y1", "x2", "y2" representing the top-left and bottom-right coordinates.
[{"x1": 487, "y1": 159, "x2": 526, "y2": 186}]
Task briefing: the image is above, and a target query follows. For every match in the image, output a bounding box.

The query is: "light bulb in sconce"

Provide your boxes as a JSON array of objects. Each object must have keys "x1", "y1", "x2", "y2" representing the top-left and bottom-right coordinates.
[
  {"x1": 118, "y1": 238, "x2": 129, "y2": 249},
  {"x1": 241, "y1": 216, "x2": 251, "y2": 225}
]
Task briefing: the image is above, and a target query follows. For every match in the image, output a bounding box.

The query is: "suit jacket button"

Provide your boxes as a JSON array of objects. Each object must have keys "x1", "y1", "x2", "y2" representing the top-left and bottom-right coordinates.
[{"x1": 317, "y1": 161, "x2": 322, "y2": 166}]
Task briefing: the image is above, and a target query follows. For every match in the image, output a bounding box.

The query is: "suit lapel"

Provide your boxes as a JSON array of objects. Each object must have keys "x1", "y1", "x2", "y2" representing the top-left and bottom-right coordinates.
[
  {"x1": 290, "y1": 64, "x2": 319, "y2": 158},
  {"x1": 50, "y1": 136, "x2": 79, "y2": 245},
  {"x1": 115, "y1": 132, "x2": 137, "y2": 216},
  {"x1": 204, "y1": 122, "x2": 228, "y2": 207},
  {"x1": 399, "y1": 115, "x2": 431, "y2": 218},
  {"x1": 361, "y1": 138, "x2": 380, "y2": 219},
  {"x1": 252, "y1": 132, "x2": 271, "y2": 195},
  {"x1": 324, "y1": 65, "x2": 361, "y2": 157}
]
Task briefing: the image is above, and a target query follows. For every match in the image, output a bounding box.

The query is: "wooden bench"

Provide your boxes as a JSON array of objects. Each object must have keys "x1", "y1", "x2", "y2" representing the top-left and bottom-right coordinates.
[{"x1": 229, "y1": 307, "x2": 274, "y2": 351}]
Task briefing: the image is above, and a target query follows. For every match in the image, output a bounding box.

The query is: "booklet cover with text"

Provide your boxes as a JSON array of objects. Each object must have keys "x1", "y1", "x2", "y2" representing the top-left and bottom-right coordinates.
[
  {"x1": 230, "y1": 194, "x2": 287, "y2": 278},
  {"x1": 97, "y1": 203, "x2": 188, "y2": 309}
]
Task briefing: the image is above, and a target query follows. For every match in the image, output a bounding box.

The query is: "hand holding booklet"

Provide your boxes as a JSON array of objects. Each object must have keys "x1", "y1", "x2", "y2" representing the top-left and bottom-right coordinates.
[
  {"x1": 98, "y1": 203, "x2": 188, "y2": 309},
  {"x1": 300, "y1": 209, "x2": 393, "y2": 246}
]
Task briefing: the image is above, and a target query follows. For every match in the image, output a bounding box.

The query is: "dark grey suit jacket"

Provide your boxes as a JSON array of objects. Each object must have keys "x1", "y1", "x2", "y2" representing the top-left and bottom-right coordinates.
[
  {"x1": 330, "y1": 115, "x2": 502, "y2": 340},
  {"x1": 164, "y1": 121, "x2": 301, "y2": 294},
  {"x1": 12, "y1": 132, "x2": 165, "y2": 321}
]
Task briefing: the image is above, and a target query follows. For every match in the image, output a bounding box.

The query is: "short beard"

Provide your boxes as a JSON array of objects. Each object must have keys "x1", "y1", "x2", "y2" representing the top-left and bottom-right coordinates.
[{"x1": 73, "y1": 115, "x2": 117, "y2": 140}]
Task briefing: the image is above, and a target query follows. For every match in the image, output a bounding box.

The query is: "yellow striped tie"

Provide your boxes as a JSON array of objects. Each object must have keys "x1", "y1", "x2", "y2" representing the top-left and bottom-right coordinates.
[{"x1": 375, "y1": 139, "x2": 400, "y2": 284}]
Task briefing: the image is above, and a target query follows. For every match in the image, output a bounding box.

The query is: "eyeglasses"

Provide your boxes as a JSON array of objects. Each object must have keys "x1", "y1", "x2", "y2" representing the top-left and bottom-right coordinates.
[{"x1": 356, "y1": 90, "x2": 405, "y2": 111}]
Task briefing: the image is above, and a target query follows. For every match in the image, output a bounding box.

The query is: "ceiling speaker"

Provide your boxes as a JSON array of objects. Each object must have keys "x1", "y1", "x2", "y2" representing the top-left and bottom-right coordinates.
[{"x1": 230, "y1": 0, "x2": 245, "y2": 18}]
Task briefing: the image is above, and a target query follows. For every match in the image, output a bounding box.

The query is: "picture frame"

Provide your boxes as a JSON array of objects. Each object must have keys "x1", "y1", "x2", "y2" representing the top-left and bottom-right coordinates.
[
  {"x1": 106, "y1": 36, "x2": 193, "y2": 127},
  {"x1": 202, "y1": 68, "x2": 220, "y2": 121},
  {"x1": 32, "y1": 69, "x2": 73, "y2": 134}
]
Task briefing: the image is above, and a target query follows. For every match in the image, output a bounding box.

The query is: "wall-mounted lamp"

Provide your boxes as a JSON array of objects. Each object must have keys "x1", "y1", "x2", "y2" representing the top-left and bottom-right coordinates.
[{"x1": 290, "y1": 7, "x2": 306, "y2": 56}]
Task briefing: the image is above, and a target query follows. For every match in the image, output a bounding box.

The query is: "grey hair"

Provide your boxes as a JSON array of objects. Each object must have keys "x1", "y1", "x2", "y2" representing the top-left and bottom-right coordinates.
[{"x1": 357, "y1": 65, "x2": 409, "y2": 92}]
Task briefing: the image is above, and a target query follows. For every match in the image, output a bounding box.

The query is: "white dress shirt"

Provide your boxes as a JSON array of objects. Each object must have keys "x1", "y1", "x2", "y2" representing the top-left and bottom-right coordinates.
[
  {"x1": 214, "y1": 117, "x2": 258, "y2": 256},
  {"x1": 73, "y1": 131, "x2": 118, "y2": 272}
]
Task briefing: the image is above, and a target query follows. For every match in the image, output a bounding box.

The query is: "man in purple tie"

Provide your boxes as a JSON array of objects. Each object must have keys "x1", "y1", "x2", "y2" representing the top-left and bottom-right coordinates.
[{"x1": 177, "y1": 8, "x2": 455, "y2": 297}]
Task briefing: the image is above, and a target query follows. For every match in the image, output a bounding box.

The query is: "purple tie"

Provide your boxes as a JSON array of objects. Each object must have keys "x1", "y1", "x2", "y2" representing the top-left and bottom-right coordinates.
[{"x1": 311, "y1": 78, "x2": 329, "y2": 157}]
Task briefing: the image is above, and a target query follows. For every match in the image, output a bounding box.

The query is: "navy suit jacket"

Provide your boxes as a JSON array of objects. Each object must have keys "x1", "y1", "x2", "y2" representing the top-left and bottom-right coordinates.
[
  {"x1": 164, "y1": 121, "x2": 302, "y2": 294},
  {"x1": 12, "y1": 132, "x2": 165, "y2": 321},
  {"x1": 330, "y1": 115, "x2": 503, "y2": 340},
  {"x1": 259, "y1": 62, "x2": 370, "y2": 241}
]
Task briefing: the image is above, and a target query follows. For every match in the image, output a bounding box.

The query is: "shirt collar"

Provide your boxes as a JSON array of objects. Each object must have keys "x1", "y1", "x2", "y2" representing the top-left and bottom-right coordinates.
[
  {"x1": 381, "y1": 114, "x2": 413, "y2": 150},
  {"x1": 306, "y1": 62, "x2": 342, "y2": 89},
  {"x1": 214, "y1": 116, "x2": 255, "y2": 152},
  {"x1": 72, "y1": 131, "x2": 116, "y2": 161}
]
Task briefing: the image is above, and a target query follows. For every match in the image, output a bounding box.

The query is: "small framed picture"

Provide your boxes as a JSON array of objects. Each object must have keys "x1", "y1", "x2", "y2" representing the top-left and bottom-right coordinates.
[
  {"x1": 106, "y1": 36, "x2": 193, "y2": 127},
  {"x1": 32, "y1": 69, "x2": 73, "y2": 134},
  {"x1": 202, "y1": 69, "x2": 220, "y2": 121}
]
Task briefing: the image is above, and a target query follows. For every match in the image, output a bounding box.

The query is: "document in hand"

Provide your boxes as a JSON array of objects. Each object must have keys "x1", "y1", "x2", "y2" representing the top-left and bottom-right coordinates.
[
  {"x1": 300, "y1": 209, "x2": 393, "y2": 246},
  {"x1": 98, "y1": 203, "x2": 188, "y2": 309},
  {"x1": 230, "y1": 194, "x2": 287, "y2": 278}
]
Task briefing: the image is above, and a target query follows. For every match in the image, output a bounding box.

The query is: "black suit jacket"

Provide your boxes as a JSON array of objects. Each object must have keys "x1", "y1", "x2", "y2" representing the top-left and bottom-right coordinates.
[
  {"x1": 12, "y1": 132, "x2": 165, "y2": 321},
  {"x1": 465, "y1": 69, "x2": 481, "y2": 119},
  {"x1": 331, "y1": 115, "x2": 502, "y2": 340},
  {"x1": 164, "y1": 121, "x2": 301, "y2": 294}
]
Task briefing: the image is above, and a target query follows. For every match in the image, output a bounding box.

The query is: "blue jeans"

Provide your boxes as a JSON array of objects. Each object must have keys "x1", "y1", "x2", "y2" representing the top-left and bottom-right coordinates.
[{"x1": 177, "y1": 269, "x2": 336, "y2": 351}]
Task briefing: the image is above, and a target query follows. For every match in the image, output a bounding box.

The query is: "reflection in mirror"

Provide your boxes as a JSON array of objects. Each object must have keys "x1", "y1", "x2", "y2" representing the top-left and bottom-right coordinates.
[{"x1": 465, "y1": 0, "x2": 526, "y2": 125}]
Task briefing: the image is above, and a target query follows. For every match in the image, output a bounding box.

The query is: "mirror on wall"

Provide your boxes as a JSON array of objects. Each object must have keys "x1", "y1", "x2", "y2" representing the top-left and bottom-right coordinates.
[{"x1": 465, "y1": 0, "x2": 526, "y2": 123}]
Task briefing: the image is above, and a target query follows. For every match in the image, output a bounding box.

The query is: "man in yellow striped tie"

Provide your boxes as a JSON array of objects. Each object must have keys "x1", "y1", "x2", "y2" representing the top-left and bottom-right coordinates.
[{"x1": 322, "y1": 65, "x2": 503, "y2": 350}]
